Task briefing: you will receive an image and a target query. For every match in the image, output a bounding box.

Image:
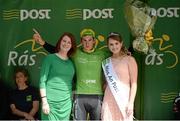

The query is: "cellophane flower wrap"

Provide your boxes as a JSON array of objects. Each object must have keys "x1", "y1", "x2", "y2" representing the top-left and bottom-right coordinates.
[{"x1": 124, "y1": 0, "x2": 157, "y2": 54}]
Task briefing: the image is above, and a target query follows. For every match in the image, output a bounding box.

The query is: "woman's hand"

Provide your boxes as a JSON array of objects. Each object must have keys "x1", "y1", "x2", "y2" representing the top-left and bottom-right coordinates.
[
  {"x1": 23, "y1": 112, "x2": 34, "y2": 120},
  {"x1": 42, "y1": 102, "x2": 50, "y2": 115},
  {"x1": 125, "y1": 103, "x2": 134, "y2": 117},
  {"x1": 33, "y1": 28, "x2": 45, "y2": 46}
]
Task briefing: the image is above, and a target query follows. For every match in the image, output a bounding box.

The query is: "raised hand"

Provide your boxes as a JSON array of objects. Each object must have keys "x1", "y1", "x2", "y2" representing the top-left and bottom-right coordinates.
[{"x1": 33, "y1": 28, "x2": 45, "y2": 46}]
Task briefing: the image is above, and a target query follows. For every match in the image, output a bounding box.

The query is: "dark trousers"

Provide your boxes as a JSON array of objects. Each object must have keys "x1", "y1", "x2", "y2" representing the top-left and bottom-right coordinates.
[{"x1": 73, "y1": 94, "x2": 103, "y2": 121}]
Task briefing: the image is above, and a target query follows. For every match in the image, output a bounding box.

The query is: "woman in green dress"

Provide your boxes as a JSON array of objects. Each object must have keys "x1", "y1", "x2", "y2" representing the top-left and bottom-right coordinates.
[{"x1": 39, "y1": 32, "x2": 76, "y2": 120}]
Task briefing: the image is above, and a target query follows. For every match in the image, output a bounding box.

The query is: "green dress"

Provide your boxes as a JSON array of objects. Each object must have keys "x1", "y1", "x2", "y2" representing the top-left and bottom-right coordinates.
[{"x1": 40, "y1": 53, "x2": 75, "y2": 120}]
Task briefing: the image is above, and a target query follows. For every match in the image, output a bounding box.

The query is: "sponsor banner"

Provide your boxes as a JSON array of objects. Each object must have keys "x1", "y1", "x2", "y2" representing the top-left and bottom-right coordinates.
[
  {"x1": 0, "y1": 0, "x2": 129, "y2": 88},
  {"x1": 141, "y1": 0, "x2": 180, "y2": 119},
  {"x1": 1, "y1": 0, "x2": 180, "y2": 120}
]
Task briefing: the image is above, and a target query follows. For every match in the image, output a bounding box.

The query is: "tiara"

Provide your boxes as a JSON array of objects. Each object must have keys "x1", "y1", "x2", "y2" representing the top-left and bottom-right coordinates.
[{"x1": 108, "y1": 32, "x2": 120, "y2": 37}]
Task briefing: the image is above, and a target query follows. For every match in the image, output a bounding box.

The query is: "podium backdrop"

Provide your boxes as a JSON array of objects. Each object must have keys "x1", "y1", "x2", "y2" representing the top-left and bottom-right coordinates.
[{"x1": 0, "y1": 0, "x2": 180, "y2": 119}]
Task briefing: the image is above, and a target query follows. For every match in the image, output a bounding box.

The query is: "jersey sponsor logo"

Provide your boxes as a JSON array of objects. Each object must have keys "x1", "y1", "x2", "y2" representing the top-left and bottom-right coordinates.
[
  {"x1": 85, "y1": 80, "x2": 96, "y2": 84},
  {"x1": 77, "y1": 57, "x2": 88, "y2": 63},
  {"x1": 77, "y1": 58, "x2": 98, "y2": 63}
]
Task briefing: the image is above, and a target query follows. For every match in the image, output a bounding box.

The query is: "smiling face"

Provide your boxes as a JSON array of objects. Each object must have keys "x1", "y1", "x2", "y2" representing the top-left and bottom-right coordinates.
[
  {"x1": 60, "y1": 35, "x2": 72, "y2": 52},
  {"x1": 55, "y1": 32, "x2": 76, "y2": 57},
  {"x1": 81, "y1": 35, "x2": 95, "y2": 52},
  {"x1": 108, "y1": 38, "x2": 123, "y2": 55}
]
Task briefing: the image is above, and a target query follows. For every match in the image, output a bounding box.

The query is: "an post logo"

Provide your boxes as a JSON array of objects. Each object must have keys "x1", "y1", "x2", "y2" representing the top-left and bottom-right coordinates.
[
  {"x1": 3, "y1": 9, "x2": 20, "y2": 20},
  {"x1": 20, "y1": 9, "x2": 51, "y2": 21},
  {"x1": 151, "y1": 7, "x2": 180, "y2": 18},
  {"x1": 3, "y1": 9, "x2": 51, "y2": 21},
  {"x1": 66, "y1": 8, "x2": 114, "y2": 20}
]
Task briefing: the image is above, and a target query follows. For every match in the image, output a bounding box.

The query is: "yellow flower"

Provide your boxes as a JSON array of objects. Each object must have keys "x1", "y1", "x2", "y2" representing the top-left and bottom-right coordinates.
[{"x1": 145, "y1": 29, "x2": 154, "y2": 46}]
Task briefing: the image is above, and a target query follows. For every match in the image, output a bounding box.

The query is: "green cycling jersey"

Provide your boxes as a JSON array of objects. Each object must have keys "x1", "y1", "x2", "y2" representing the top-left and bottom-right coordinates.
[{"x1": 72, "y1": 48, "x2": 110, "y2": 95}]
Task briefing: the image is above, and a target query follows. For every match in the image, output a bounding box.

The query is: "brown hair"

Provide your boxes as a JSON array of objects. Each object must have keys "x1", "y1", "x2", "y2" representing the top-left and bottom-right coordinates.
[
  {"x1": 107, "y1": 32, "x2": 129, "y2": 55},
  {"x1": 55, "y1": 32, "x2": 77, "y2": 57},
  {"x1": 14, "y1": 67, "x2": 29, "y2": 85}
]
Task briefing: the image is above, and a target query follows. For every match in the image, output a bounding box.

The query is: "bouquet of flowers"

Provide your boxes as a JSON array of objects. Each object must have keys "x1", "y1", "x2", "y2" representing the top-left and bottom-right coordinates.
[{"x1": 124, "y1": 0, "x2": 157, "y2": 54}]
